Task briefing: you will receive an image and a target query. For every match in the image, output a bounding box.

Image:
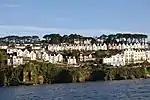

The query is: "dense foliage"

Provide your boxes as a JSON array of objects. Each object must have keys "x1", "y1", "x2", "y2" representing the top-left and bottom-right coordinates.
[
  {"x1": 0, "y1": 33, "x2": 147, "y2": 45},
  {"x1": 0, "y1": 35, "x2": 40, "y2": 44},
  {"x1": 99, "y1": 33, "x2": 147, "y2": 44},
  {"x1": 0, "y1": 60, "x2": 149, "y2": 86}
]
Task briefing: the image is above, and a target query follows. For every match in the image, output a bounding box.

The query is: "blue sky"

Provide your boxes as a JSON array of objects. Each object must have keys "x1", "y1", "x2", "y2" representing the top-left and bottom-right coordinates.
[{"x1": 0, "y1": 0, "x2": 150, "y2": 38}]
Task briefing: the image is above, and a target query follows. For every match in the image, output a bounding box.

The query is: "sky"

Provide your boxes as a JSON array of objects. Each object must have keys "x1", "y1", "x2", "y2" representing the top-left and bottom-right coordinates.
[{"x1": 0, "y1": 0, "x2": 150, "y2": 38}]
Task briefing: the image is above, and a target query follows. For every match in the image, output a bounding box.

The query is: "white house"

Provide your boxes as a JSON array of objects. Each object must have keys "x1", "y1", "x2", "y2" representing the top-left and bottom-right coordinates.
[
  {"x1": 79, "y1": 54, "x2": 84, "y2": 62},
  {"x1": 30, "y1": 51, "x2": 37, "y2": 60},
  {"x1": 92, "y1": 43, "x2": 98, "y2": 51},
  {"x1": 49, "y1": 54, "x2": 53, "y2": 63},
  {"x1": 16, "y1": 45, "x2": 25, "y2": 49},
  {"x1": 42, "y1": 52, "x2": 49, "y2": 61},
  {"x1": 103, "y1": 54, "x2": 125, "y2": 66},
  {"x1": 7, "y1": 55, "x2": 23, "y2": 68},
  {"x1": 32, "y1": 46, "x2": 41, "y2": 50},
  {"x1": 123, "y1": 49, "x2": 146, "y2": 64},
  {"x1": 146, "y1": 50, "x2": 150, "y2": 62},
  {"x1": 121, "y1": 43, "x2": 126, "y2": 49},
  {"x1": 83, "y1": 54, "x2": 95, "y2": 62},
  {"x1": 57, "y1": 53, "x2": 63, "y2": 63},
  {"x1": 7, "y1": 48, "x2": 17, "y2": 54},
  {"x1": 67, "y1": 56, "x2": 77, "y2": 65},
  {"x1": 102, "y1": 43, "x2": 107, "y2": 50},
  {"x1": 103, "y1": 48, "x2": 150, "y2": 66},
  {"x1": 0, "y1": 45, "x2": 8, "y2": 49},
  {"x1": 23, "y1": 49, "x2": 30, "y2": 58},
  {"x1": 36, "y1": 50, "x2": 42, "y2": 59},
  {"x1": 53, "y1": 54, "x2": 58, "y2": 64},
  {"x1": 48, "y1": 53, "x2": 63, "y2": 64},
  {"x1": 84, "y1": 39, "x2": 92, "y2": 44},
  {"x1": 17, "y1": 49, "x2": 23, "y2": 57},
  {"x1": 74, "y1": 39, "x2": 80, "y2": 44},
  {"x1": 46, "y1": 41, "x2": 149, "y2": 52}
]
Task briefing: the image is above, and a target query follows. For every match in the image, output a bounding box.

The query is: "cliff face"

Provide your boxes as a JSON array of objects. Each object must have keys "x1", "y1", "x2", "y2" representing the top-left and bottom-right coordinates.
[
  {"x1": 70, "y1": 68, "x2": 91, "y2": 83},
  {"x1": 0, "y1": 61, "x2": 149, "y2": 86},
  {"x1": 0, "y1": 72, "x2": 4, "y2": 85}
]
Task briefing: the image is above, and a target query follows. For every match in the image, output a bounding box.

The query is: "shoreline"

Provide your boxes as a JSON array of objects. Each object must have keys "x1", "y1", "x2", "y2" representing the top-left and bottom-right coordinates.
[
  {"x1": 1, "y1": 60, "x2": 150, "y2": 87},
  {"x1": 1, "y1": 78, "x2": 149, "y2": 87},
  {"x1": 6, "y1": 74, "x2": 150, "y2": 87}
]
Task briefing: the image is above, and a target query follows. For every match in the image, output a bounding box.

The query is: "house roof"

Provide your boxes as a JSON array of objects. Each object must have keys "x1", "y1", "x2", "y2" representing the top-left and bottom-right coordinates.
[{"x1": 7, "y1": 52, "x2": 17, "y2": 56}]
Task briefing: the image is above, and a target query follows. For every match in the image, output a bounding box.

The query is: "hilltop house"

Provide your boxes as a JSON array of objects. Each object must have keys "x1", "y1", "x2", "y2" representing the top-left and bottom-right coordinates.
[
  {"x1": 17, "y1": 49, "x2": 24, "y2": 57},
  {"x1": 103, "y1": 48, "x2": 150, "y2": 66},
  {"x1": 30, "y1": 51, "x2": 37, "y2": 60},
  {"x1": 103, "y1": 54, "x2": 125, "y2": 67},
  {"x1": 7, "y1": 48, "x2": 17, "y2": 54},
  {"x1": 67, "y1": 56, "x2": 77, "y2": 65},
  {"x1": 79, "y1": 54, "x2": 95, "y2": 62},
  {"x1": 0, "y1": 45, "x2": 8, "y2": 49},
  {"x1": 23, "y1": 49, "x2": 30, "y2": 58},
  {"x1": 42, "y1": 52, "x2": 49, "y2": 61},
  {"x1": 57, "y1": 53, "x2": 63, "y2": 63},
  {"x1": 7, "y1": 54, "x2": 23, "y2": 67}
]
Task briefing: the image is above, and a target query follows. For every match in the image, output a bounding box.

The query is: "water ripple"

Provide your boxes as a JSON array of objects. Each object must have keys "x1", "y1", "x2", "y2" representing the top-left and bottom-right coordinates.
[{"x1": 1, "y1": 79, "x2": 150, "y2": 100}]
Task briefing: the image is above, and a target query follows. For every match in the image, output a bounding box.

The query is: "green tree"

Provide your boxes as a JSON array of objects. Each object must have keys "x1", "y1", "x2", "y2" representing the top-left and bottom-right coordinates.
[{"x1": 43, "y1": 34, "x2": 62, "y2": 44}]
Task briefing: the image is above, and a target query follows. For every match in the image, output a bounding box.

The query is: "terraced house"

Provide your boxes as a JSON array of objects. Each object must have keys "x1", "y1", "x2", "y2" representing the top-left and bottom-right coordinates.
[{"x1": 0, "y1": 33, "x2": 148, "y2": 67}]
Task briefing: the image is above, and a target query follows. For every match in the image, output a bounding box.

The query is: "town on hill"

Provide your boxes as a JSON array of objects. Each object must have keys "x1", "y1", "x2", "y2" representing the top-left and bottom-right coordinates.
[
  {"x1": 0, "y1": 33, "x2": 149, "y2": 67},
  {"x1": 0, "y1": 33, "x2": 150, "y2": 86}
]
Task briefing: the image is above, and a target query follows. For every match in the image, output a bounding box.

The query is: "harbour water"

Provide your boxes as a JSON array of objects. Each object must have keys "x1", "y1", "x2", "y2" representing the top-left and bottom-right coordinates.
[{"x1": 0, "y1": 79, "x2": 150, "y2": 100}]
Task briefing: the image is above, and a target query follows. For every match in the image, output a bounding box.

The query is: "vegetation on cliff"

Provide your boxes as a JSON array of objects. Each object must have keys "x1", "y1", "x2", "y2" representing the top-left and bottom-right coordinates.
[
  {"x1": 0, "y1": 61, "x2": 149, "y2": 86},
  {"x1": 0, "y1": 49, "x2": 150, "y2": 86}
]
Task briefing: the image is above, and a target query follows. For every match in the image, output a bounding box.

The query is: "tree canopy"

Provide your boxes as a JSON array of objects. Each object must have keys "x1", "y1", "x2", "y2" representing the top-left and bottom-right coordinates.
[{"x1": 0, "y1": 33, "x2": 147, "y2": 45}]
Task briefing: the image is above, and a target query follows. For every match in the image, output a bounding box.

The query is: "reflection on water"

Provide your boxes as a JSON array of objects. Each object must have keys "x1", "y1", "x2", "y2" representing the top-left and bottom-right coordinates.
[{"x1": 1, "y1": 79, "x2": 150, "y2": 100}]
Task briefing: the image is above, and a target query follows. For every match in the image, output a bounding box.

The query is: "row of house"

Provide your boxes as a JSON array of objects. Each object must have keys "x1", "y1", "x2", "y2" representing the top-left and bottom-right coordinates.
[
  {"x1": 0, "y1": 41, "x2": 148, "y2": 52},
  {"x1": 7, "y1": 49, "x2": 64, "y2": 67},
  {"x1": 0, "y1": 44, "x2": 42, "y2": 50},
  {"x1": 41, "y1": 52, "x2": 63, "y2": 64},
  {"x1": 7, "y1": 55, "x2": 23, "y2": 68},
  {"x1": 79, "y1": 54, "x2": 96, "y2": 62},
  {"x1": 74, "y1": 39, "x2": 92, "y2": 44},
  {"x1": 48, "y1": 43, "x2": 148, "y2": 51},
  {"x1": 6, "y1": 47, "x2": 96, "y2": 67},
  {"x1": 103, "y1": 49, "x2": 150, "y2": 66}
]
